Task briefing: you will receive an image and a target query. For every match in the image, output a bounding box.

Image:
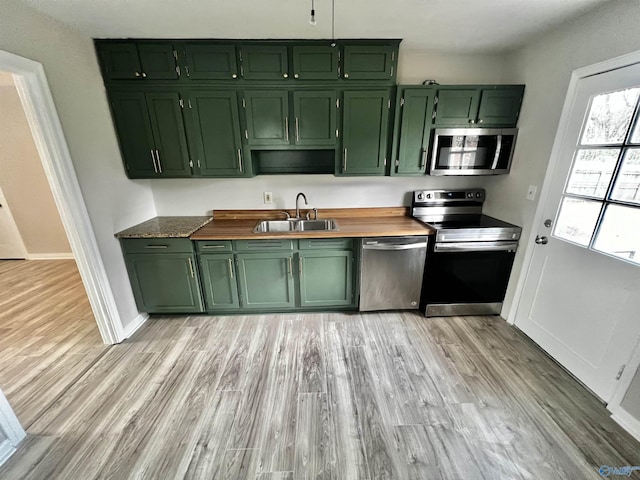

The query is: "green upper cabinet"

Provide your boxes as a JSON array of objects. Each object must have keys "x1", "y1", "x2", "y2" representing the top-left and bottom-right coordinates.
[
  {"x1": 236, "y1": 252, "x2": 296, "y2": 309},
  {"x1": 339, "y1": 90, "x2": 390, "y2": 175},
  {"x1": 187, "y1": 90, "x2": 246, "y2": 176},
  {"x1": 244, "y1": 90, "x2": 290, "y2": 146},
  {"x1": 109, "y1": 91, "x2": 157, "y2": 177},
  {"x1": 240, "y1": 45, "x2": 289, "y2": 80},
  {"x1": 293, "y1": 90, "x2": 338, "y2": 146},
  {"x1": 434, "y1": 85, "x2": 525, "y2": 127},
  {"x1": 109, "y1": 90, "x2": 191, "y2": 178},
  {"x1": 198, "y1": 253, "x2": 240, "y2": 311},
  {"x1": 97, "y1": 42, "x2": 178, "y2": 80},
  {"x1": 433, "y1": 89, "x2": 479, "y2": 126},
  {"x1": 292, "y1": 45, "x2": 339, "y2": 80},
  {"x1": 145, "y1": 92, "x2": 192, "y2": 176},
  {"x1": 477, "y1": 87, "x2": 525, "y2": 126},
  {"x1": 298, "y1": 250, "x2": 354, "y2": 307},
  {"x1": 182, "y1": 43, "x2": 239, "y2": 80},
  {"x1": 391, "y1": 87, "x2": 435, "y2": 175},
  {"x1": 124, "y1": 252, "x2": 204, "y2": 314},
  {"x1": 342, "y1": 45, "x2": 396, "y2": 81}
]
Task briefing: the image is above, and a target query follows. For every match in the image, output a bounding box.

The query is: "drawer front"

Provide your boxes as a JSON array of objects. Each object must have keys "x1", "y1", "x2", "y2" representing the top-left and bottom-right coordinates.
[
  {"x1": 298, "y1": 238, "x2": 354, "y2": 250},
  {"x1": 234, "y1": 239, "x2": 294, "y2": 251},
  {"x1": 120, "y1": 238, "x2": 194, "y2": 254},
  {"x1": 196, "y1": 240, "x2": 233, "y2": 253}
]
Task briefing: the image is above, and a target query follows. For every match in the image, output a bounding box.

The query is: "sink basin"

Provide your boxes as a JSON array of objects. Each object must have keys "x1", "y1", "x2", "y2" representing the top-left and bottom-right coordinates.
[{"x1": 253, "y1": 219, "x2": 339, "y2": 233}]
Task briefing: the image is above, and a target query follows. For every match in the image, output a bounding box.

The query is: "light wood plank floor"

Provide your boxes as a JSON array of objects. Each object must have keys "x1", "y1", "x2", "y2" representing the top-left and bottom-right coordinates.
[
  {"x1": 0, "y1": 260, "x2": 108, "y2": 427},
  {"x1": 0, "y1": 262, "x2": 639, "y2": 479}
]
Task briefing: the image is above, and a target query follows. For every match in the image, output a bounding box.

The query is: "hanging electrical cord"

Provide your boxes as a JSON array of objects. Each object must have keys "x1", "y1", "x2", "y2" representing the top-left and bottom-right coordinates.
[
  {"x1": 310, "y1": 0, "x2": 316, "y2": 25},
  {"x1": 331, "y1": 0, "x2": 336, "y2": 46}
]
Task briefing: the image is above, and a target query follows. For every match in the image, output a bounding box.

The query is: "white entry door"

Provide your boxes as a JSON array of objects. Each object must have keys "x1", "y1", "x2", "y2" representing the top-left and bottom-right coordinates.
[
  {"x1": 515, "y1": 61, "x2": 640, "y2": 402},
  {"x1": 0, "y1": 187, "x2": 26, "y2": 259}
]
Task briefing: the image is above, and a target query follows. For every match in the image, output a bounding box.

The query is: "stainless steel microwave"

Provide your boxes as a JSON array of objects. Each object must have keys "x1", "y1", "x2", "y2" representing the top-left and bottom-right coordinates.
[{"x1": 429, "y1": 128, "x2": 518, "y2": 176}]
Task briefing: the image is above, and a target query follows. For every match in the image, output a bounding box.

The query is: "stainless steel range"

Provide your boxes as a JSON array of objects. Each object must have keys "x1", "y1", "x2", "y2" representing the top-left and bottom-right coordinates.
[{"x1": 411, "y1": 188, "x2": 522, "y2": 317}]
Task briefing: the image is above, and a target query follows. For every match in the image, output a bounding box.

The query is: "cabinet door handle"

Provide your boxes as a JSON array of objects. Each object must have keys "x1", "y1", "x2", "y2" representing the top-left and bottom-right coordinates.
[
  {"x1": 299, "y1": 256, "x2": 303, "y2": 274},
  {"x1": 343, "y1": 148, "x2": 348, "y2": 172},
  {"x1": 228, "y1": 258, "x2": 234, "y2": 279},
  {"x1": 285, "y1": 117, "x2": 289, "y2": 143},
  {"x1": 144, "y1": 245, "x2": 168, "y2": 249},
  {"x1": 201, "y1": 245, "x2": 225, "y2": 249},
  {"x1": 287, "y1": 257, "x2": 293, "y2": 277},
  {"x1": 295, "y1": 117, "x2": 300, "y2": 143},
  {"x1": 150, "y1": 149, "x2": 157, "y2": 173},
  {"x1": 185, "y1": 66, "x2": 191, "y2": 77},
  {"x1": 155, "y1": 150, "x2": 163, "y2": 173},
  {"x1": 237, "y1": 149, "x2": 243, "y2": 173},
  {"x1": 188, "y1": 257, "x2": 195, "y2": 278},
  {"x1": 420, "y1": 148, "x2": 427, "y2": 169}
]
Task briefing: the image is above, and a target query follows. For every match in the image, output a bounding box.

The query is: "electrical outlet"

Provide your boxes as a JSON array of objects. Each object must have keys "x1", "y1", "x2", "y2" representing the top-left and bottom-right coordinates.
[
  {"x1": 526, "y1": 185, "x2": 538, "y2": 201},
  {"x1": 263, "y1": 192, "x2": 273, "y2": 204}
]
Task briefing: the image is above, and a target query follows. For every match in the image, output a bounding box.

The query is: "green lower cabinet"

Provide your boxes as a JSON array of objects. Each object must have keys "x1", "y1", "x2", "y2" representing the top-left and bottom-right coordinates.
[
  {"x1": 298, "y1": 250, "x2": 354, "y2": 307},
  {"x1": 199, "y1": 253, "x2": 240, "y2": 311},
  {"x1": 125, "y1": 253, "x2": 204, "y2": 313},
  {"x1": 236, "y1": 252, "x2": 296, "y2": 309}
]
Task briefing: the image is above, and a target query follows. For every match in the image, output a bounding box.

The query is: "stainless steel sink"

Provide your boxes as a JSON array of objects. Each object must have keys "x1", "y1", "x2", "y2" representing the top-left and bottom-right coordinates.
[{"x1": 253, "y1": 219, "x2": 339, "y2": 233}]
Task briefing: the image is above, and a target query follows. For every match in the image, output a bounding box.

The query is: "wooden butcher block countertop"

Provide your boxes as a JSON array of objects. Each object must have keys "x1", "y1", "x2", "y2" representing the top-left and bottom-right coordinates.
[{"x1": 190, "y1": 207, "x2": 435, "y2": 240}]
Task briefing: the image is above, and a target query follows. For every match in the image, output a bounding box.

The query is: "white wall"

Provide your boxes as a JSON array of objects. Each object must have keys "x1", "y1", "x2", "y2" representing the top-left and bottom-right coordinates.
[
  {"x1": 152, "y1": 51, "x2": 507, "y2": 214},
  {"x1": 0, "y1": 0, "x2": 157, "y2": 331},
  {"x1": 484, "y1": 0, "x2": 640, "y2": 318},
  {"x1": 0, "y1": 78, "x2": 70, "y2": 256}
]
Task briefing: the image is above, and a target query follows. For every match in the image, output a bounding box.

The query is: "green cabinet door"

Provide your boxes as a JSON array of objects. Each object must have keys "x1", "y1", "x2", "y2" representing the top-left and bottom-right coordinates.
[
  {"x1": 298, "y1": 250, "x2": 354, "y2": 307},
  {"x1": 244, "y1": 90, "x2": 290, "y2": 146},
  {"x1": 292, "y1": 46, "x2": 339, "y2": 80},
  {"x1": 342, "y1": 45, "x2": 395, "y2": 80},
  {"x1": 199, "y1": 253, "x2": 240, "y2": 311},
  {"x1": 137, "y1": 43, "x2": 179, "y2": 80},
  {"x1": 146, "y1": 92, "x2": 192, "y2": 177},
  {"x1": 109, "y1": 91, "x2": 157, "y2": 177},
  {"x1": 236, "y1": 252, "x2": 295, "y2": 309},
  {"x1": 189, "y1": 90, "x2": 245, "y2": 176},
  {"x1": 477, "y1": 86, "x2": 524, "y2": 127},
  {"x1": 293, "y1": 90, "x2": 338, "y2": 146},
  {"x1": 392, "y1": 88, "x2": 434, "y2": 175},
  {"x1": 340, "y1": 90, "x2": 390, "y2": 175},
  {"x1": 98, "y1": 43, "x2": 143, "y2": 80},
  {"x1": 183, "y1": 43, "x2": 239, "y2": 80},
  {"x1": 434, "y1": 89, "x2": 479, "y2": 126},
  {"x1": 241, "y1": 45, "x2": 289, "y2": 80},
  {"x1": 125, "y1": 253, "x2": 203, "y2": 313}
]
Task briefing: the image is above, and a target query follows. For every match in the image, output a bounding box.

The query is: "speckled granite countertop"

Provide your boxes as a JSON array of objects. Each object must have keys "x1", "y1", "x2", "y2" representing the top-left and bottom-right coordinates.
[{"x1": 114, "y1": 216, "x2": 213, "y2": 239}]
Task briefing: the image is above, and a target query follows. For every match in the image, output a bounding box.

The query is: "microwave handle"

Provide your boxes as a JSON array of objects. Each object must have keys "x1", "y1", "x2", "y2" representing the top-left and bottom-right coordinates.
[{"x1": 491, "y1": 134, "x2": 503, "y2": 170}]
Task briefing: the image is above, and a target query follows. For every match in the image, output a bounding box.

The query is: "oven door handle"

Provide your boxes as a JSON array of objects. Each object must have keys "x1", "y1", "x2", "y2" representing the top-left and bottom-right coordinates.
[
  {"x1": 434, "y1": 241, "x2": 518, "y2": 253},
  {"x1": 363, "y1": 242, "x2": 428, "y2": 251}
]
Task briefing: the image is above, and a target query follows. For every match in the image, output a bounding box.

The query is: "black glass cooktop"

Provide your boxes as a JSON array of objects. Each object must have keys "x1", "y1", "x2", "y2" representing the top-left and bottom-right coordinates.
[{"x1": 421, "y1": 214, "x2": 520, "y2": 230}]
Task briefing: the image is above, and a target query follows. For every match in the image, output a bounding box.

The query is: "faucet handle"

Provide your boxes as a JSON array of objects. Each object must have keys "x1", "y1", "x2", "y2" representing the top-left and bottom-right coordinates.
[
  {"x1": 281, "y1": 211, "x2": 291, "y2": 219},
  {"x1": 306, "y1": 208, "x2": 318, "y2": 220}
]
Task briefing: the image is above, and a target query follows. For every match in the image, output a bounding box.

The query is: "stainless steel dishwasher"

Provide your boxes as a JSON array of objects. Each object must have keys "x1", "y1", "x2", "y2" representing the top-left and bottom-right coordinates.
[{"x1": 359, "y1": 236, "x2": 428, "y2": 311}]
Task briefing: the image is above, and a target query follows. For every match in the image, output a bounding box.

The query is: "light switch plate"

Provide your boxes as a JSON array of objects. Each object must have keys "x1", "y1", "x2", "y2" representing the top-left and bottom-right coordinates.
[
  {"x1": 526, "y1": 185, "x2": 538, "y2": 201},
  {"x1": 263, "y1": 192, "x2": 273, "y2": 204}
]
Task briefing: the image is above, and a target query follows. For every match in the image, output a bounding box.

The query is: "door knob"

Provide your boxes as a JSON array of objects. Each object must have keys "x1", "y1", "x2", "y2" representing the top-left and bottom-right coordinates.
[
  {"x1": 535, "y1": 235, "x2": 548, "y2": 245},
  {"x1": 544, "y1": 218, "x2": 553, "y2": 228}
]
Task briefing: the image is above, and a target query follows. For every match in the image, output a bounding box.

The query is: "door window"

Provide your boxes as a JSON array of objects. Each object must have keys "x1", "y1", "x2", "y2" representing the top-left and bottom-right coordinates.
[{"x1": 553, "y1": 86, "x2": 640, "y2": 264}]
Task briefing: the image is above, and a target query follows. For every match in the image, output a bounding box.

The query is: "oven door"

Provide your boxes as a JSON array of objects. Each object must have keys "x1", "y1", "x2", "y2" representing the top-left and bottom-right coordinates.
[
  {"x1": 421, "y1": 241, "x2": 518, "y2": 316},
  {"x1": 429, "y1": 128, "x2": 517, "y2": 175}
]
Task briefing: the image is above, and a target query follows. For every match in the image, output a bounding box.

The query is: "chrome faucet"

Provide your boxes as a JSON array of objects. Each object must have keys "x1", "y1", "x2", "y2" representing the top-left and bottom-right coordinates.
[{"x1": 295, "y1": 192, "x2": 308, "y2": 219}]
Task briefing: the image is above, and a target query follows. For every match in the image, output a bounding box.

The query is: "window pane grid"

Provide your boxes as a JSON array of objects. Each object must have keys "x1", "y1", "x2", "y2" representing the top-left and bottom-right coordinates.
[{"x1": 554, "y1": 85, "x2": 640, "y2": 265}]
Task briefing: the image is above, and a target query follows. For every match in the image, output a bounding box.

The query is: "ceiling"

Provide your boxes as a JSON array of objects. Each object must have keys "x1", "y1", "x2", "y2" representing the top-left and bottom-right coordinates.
[{"x1": 21, "y1": 0, "x2": 610, "y2": 54}]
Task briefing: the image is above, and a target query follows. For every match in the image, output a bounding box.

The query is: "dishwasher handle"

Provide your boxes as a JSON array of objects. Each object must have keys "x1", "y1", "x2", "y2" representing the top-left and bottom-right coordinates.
[{"x1": 362, "y1": 242, "x2": 428, "y2": 251}]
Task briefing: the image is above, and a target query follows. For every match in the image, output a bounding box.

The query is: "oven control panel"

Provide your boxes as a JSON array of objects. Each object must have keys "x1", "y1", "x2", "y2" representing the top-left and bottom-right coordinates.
[{"x1": 413, "y1": 189, "x2": 485, "y2": 205}]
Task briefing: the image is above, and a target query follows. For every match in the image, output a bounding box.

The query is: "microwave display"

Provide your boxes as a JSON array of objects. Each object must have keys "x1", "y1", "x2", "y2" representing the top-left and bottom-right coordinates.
[{"x1": 430, "y1": 128, "x2": 517, "y2": 176}]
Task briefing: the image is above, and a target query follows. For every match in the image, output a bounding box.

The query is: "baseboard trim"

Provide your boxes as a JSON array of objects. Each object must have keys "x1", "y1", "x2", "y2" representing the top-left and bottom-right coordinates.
[
  {"x1": 610, "y1": 408, "x2": 640, "y2": 443},
  {"x1": 119, "y1": 313, "x2": 149, "y2": 342},
  {"x1": 26, "y1": 253, "x2": 74, "y2": 260},
  {"x1": 0, "y1": 439, "x2": 17, "y2": 467}
]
